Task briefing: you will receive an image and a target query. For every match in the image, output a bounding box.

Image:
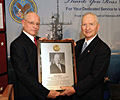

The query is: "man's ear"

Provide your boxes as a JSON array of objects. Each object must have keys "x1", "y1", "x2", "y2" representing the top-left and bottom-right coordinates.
[
  {"x1": 22, "y1": 20, "x2": 25, "y2": 27},
  {"x1": 97, "y1": 24, "x2": 100, "y2": 31}
]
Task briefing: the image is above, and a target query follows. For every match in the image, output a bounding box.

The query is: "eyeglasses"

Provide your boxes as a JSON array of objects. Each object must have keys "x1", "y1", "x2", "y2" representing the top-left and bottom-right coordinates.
[{"x1": 24, "y1": 20, "x2": 40, "y2": 26}]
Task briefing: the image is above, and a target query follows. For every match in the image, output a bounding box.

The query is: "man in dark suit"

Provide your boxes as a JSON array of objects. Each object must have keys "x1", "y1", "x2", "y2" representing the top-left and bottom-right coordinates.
[
  {"x1": 50, "y1": 54, "x2": 65, "y2": 74},
  {"x1": 60, "y1": 13, "x2": 111, "y2": 100},
  {"x1": 10, "y1": 11, "x2": 60, "y2": 100}
]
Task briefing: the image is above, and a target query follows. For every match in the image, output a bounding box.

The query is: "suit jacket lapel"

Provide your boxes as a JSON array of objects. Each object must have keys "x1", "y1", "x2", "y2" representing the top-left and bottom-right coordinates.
[
  {"x1": 77, "y1": 36, "x2": 99, "y2": 61},
  {"x1": 61, "y1": 64, "x2": 64, "y2": 73},
  {"x1": 21, "y1": 32, "x2": 37, "y2": 49},
  {"x1": 21, "y1": 32, "x2": 37, "y2": 65}
]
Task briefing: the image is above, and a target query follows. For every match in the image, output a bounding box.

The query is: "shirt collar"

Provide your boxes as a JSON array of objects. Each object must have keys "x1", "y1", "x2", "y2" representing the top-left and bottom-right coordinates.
[
  {"x1": 23, "y1": 30, "x2": 34, "y2": 43},
  {"x1": 85, "y1": 34, "x2": 97, "y2": 46}
]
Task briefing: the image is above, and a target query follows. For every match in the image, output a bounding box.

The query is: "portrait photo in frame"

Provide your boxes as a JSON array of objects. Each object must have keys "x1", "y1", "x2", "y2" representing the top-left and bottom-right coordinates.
[{"x1": 37, "y1": 40, "x2": 77, "y2": 91}]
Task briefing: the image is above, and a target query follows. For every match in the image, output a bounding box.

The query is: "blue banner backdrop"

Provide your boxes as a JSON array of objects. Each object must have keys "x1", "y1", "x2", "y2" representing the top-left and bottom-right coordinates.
[{"x1": 6, "y1": 0, "x2": 120, "y2": 84}]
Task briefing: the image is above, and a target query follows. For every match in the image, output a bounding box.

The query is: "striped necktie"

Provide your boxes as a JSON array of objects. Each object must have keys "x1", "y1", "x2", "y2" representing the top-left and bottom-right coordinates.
[{"x1": 81, "y1": 42, "x2": 87, "y2": 53}]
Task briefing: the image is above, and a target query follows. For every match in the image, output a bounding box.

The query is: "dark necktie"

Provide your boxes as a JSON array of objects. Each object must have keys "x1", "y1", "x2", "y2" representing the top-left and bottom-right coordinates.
[{"x1": 34, "y1": 37, "x2": 37, "y2": 46}]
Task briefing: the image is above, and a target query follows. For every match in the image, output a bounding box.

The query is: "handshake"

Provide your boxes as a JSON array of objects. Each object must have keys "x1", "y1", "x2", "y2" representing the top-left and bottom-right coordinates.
[{"x1": 47, "y1": 86, "x2": 76, "y2": 99}]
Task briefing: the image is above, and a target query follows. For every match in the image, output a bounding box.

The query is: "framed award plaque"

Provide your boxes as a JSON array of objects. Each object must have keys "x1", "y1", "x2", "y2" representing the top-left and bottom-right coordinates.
[{"x1": 37, "y1": 40, "x2": 77, "y2": 91}]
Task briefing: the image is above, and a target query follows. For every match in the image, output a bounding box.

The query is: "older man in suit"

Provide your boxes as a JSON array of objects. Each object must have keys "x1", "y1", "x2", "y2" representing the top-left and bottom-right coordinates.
[
  {"x1": 50, "y1": 54, "x2": 65, "y2": 74},
  {"x1": 60, "y1": 12, "x2": 111, "y2": 100},
  {"x1": 10, "y1": 11, "x2": 60, "y2": 100}
]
